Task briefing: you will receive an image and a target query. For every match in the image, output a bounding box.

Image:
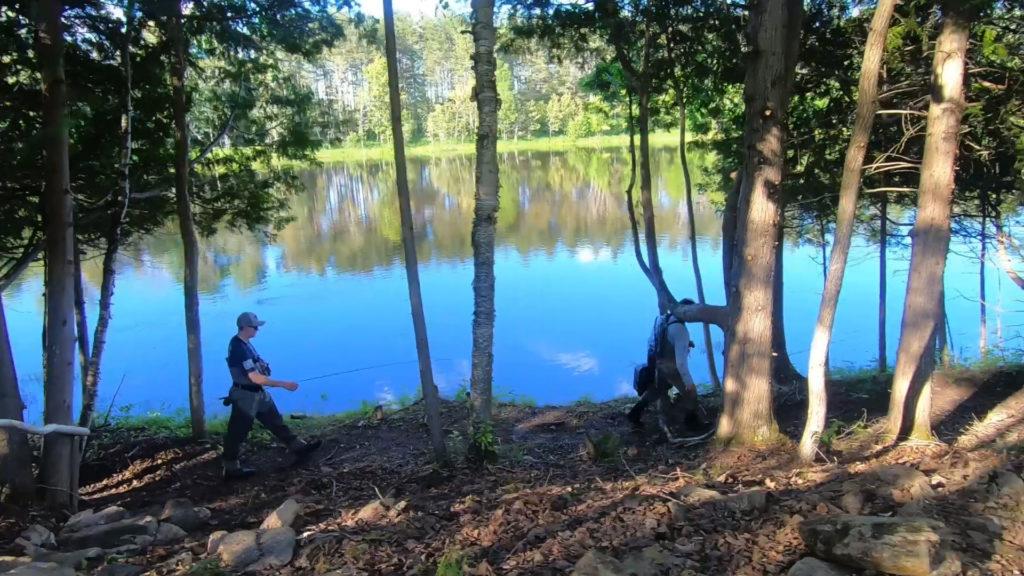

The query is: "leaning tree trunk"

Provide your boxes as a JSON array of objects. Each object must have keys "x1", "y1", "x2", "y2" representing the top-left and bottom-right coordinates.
[
  {"x1": 73, "y1": 241, "x2": 89, "y2": 389},
  {"x1": 800, "y1": 0, "x2": 897, "y2": 461},
  {"x1": 717, "y1": 0, "x2": 803, "y2": 446},
  {"x1": 636, "y1": 88, "x2": 674, "y2": 308},
  {"x1": 0, "y1": 294, "x2": 33, "y2": 502},
  {"x1": 878, "y1": 193, "x2": 888, "y2": 373},
  {"x1": 677, "y1": 93, "x2": 721, "y2": 392},
  {"x1": 469, "y1": 0, "x2": 499, "y2": 441},
  {"x1": 36, "y1": 0, "x2": 79, "y2": 509},
  {"x1": 169, "y1": 1, "x2": 205, "y2": 438},
  {"x1": 80, "y1": 0, "x2": 134, "y2": 428},
  {"x1": 383, "y1": 0, "x2": 447, "y2": 464},
  {"x1": 886, "y1": 7, "x2": 970, "y2": 441}
]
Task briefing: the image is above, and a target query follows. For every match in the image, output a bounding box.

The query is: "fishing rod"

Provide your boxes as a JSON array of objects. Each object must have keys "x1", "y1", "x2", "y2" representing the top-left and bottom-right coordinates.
[{"x1": 296, "y1": 357, "x2": 454, "y2": 383}]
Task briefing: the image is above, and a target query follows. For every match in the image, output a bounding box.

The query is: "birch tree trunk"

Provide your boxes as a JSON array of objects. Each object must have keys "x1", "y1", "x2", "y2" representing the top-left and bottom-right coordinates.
[
  {"x1": 717, "y1": 0, "x2": 803, "y2": 446},
  {"x1": 169, "y1": 0, "x2": 205, "y2": 438},
  {"x1": 384, "y1": 0, "x2": 447, "y2": 464},
  {"x1": 799, "y1": 0, "x2": 897, "y2": 461},
  {"x1": 469, "y1": 0, "x2": 499, "y2": 441},
  {"x1": 36, "y1": 0, "x2": 79, "y2": 509},
  {"x1": 887, "y1": 6, "x2": 970, "y2": 441}
]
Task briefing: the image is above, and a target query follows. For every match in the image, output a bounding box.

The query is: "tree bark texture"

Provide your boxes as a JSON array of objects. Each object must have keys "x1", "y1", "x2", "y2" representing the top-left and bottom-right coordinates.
[
  {"x1": 384, "y1": 0, "x2": 447, "y2": 464},
  {"x1": 36, "y1": 0, "x2": 79, "y2": 509},
  {"x1": 678, "y1": 94, "x2": 721, "y2": 392},
  {"x1": 169, "y1": 0, "x2": 205, "y2": 438},
  {"x1": 73, "y1": 242, "x2": 89, "y2": 389},
  {"x1": 624, "y1": 93, "x2": 653, "y2": 284},
  {"x1": 772, "y1": 226, "x2": 803, "y2": 385},
  {"x1": 636, "y1": 89, "x2": 674, "y2": 308},
  {"x1": 469, "y1": 0, "x2": 499, "y2": 430},
  {"x1": 800, "y1": 0, "x2": 897, "y2": 461},
  {"x1": 0, "y1": 294, "x2": 33, "y2": 502},
  {"x1": 879, "y1": 193, "x2": 888, "y2": 373},
  {"x1": 80, "y1": 1, "x2": 134, "y2": 428},
  {"x1": 886, "y1": 8, "x2": 970, "y2": 441},
  {"x1": 717, "y1": 0, "x2": 802, "y2": 447},
  {"x1": 979, "y1": 202, "x2": 987, "y2": 354}
]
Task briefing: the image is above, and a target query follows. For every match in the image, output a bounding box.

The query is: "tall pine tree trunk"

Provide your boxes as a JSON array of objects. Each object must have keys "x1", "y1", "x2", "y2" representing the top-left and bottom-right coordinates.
[
  {"x1": 36, "y1": 0, "x2": 78, "y2": 509},
  {"x1": 886, "y1": 6, "x2": 970, "y2": 441},
  {"x1": 169, "y1": 0, "x2": 205, "y2": 438},
  {"x1": 979, "y1": 200, "x2": 987, "y2": 355},
  {"x1": 677, "y1": 93, "x2": 721, "y2": 392},
  {"x1": 800, "y1": 0, "x2": 897, "y2": 461},
  {"x1": 0, "y1": 294, "x2": 33, "y2": 502},
  {"x1": 879, "y1": 193, "x2": 888, "y2": 373},
  {"x1": 470, "y1": 0, "x2": 499, "y2": 437},
  {"x1": 73, "y1": 242, "x2": 89, "y2": 389},
  {"x1": 717, "y1": 0, "x2": 802, "y2": 446},
  {"x1": 80, "y1": 0, "x2": 134, "y2": 428},
  {"x1": 772, "y1": 226, "x2": 803, "y2": 385}
]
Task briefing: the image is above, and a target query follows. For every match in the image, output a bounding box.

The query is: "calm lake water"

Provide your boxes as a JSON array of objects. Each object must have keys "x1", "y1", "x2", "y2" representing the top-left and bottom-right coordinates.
[{"x1": 5, "y1": 146, "x2": 1019, "y2": 421}]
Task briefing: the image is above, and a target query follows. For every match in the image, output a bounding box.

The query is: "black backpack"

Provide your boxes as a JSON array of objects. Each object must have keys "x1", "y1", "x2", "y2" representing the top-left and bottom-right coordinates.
[{"x1": 632, "y1": 313, "x2": 695, "y2": 397}]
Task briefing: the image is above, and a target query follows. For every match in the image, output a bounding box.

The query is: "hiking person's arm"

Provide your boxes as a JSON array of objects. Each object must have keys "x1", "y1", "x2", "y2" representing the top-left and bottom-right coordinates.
[{"x1": 247, "y1": 371, "x2": 298, "y2": 391}]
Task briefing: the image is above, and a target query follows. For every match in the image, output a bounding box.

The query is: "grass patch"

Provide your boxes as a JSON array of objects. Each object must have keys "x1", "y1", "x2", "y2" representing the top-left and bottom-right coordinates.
[
  {"x1": 298, "y1": 132, "x2": 679, "y2": 166},
  {"x1": 435, "y1": 548, "x2": 466, "y2": 576}
]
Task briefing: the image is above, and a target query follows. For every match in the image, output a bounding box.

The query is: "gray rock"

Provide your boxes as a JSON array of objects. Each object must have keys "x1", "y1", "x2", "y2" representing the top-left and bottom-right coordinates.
[
  {"x1": 677, "y1": 485, "x2": 724, "y2": 504},
  {"x1": 18, "y1": 525, "x2": 56, "y2": 549},
  {"x1": 5, "y1": 562, "x2": 75, "y2": 576},
  {"x1": 571, "y1": 550, "x2": 627, "y2": 576},
  {"x1": 787, "y1": 557, "x2": 854, "y2": 576},
  {"x1": 216, "y1": 530, "x2": 260, "y2": 571},
  {"x1": 207, "y1": 531, "x2": 229, "y2": 556},
  {"x1": 800, "y1": 514, "x2": 948, "y2": 576},
  {"x1": 726, "y1": 489, "x2": 768, "y2": 513},
  {"x1": 0, "y1": 556, "x2": 31, "y2": 572},
  {"x1": 62, "y1": 506, "x2": 128, "y2": 535},
  {"x1": 260, "y1": 498, "x2": 300, "y2": 530},
  {"x1": 129, "y1": 535, "x2": 153, "y2": 549},
  {"x1": 28, "y1": 547, "x2": 103, "y2": 568},
  {"x1": 58, "y1": 515, "x2": 157, "y2": 550},
  {"x1": 869, "y1": 465, "x2": 933, "y2": 503},
  {"x1": 154, "y1": 550, "x2": 193, "y2": 573},
  {"x1": 839, "y1": 487, "x2": 864, "y2": 515},
  {"x1": 159, "y1": 499, "x2": 209, "y2": 531},
  {"x1": 355, "y1": 500, "x2": 386, "y2": 523},
  {"x1": 991, "y1": 470, "x2": 1024, "y2": 499},
  {"x1": 245, "y1": 527, "x2": 296, "y2": 572},
  {"x1": 95, "y1": 564, "x2": 145, "y2": 576},
  {"x1": 154, "y1": 522, "x2": 187, "y2": 545}
]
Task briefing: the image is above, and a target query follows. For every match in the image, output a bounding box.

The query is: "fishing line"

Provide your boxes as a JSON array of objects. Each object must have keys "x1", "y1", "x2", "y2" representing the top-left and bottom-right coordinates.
[{"x1": 296, "y1": 357, "x2": 454, "y2": 383}]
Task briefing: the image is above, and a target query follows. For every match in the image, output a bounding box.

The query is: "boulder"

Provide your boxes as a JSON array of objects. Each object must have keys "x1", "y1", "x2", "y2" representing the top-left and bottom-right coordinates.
[
  {"x1": 207, "y1": 531, "x2": 229, "y2": 556},
  {"x1": 990, "y1": 470, "x2": 1024, "y2": 499},
  {"x1": 18, "y1": 525, "x2": 56, "y2": 549},
  {"x1": 5, "y1": 562, "x2": 75, "y2": 576},
  {"x1": 676, "y1": 485, "x2": 724, "y2": 505},
  {"x1": 260, "y1": 498, "x2": 301, "y2": 530},
  {"x1": 154, "y1": 522, "x2": 187, "y2": 545},
  {"x1": 869, "y1": 465, "x2": 933, "y2": 503},
  {"x1": 159, "y1": 499, "x2": 210, "y2": 531},
  {"x1": 62, "y1": 506, "x2": 129, "y2": 534},
  {"x1": 58, "y1": 515, "x2": 157, "y2": 550},
  {"x1": 245, "y1": 527, "x2": 296, "y2": 572},
  {"x1": 571, "y1": 550, "x2": 627, "y2": 576},
  {"x1": 0, "y1": 557, "x2": 31, "y2": 572},
  {"x1": 215, "y1": 530, "x2": 260, "y2": 571},
  {"x1": 28, "y1": 547, "x2": 103, "y2": 569},
  {"x1": 800, "y1": 514, "x2": 949, "y2": 576},
  {"x1": 786, "y1": 557, "x2": 854, "y2": 576},
  {"x1": 726, "y1": 490, "x2": 768, "y2": 514}
]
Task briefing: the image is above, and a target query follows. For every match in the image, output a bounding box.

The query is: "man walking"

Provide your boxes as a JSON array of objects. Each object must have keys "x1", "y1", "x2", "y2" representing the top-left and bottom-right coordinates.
[{"x1": 222, "y1": 311, "x2": 321, "y2": 479}]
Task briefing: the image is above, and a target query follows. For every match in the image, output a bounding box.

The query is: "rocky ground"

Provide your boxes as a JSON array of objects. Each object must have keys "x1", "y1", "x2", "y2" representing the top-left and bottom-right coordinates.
[{"x1": 2, "y1": 365, "x2": 1024, "y2": 575}]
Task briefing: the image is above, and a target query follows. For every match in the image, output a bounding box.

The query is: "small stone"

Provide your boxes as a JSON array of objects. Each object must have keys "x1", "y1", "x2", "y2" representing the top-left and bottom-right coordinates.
[
  {"x1": 154, "y1": 522, "x2": 187, "y2": 545},
  {"x1": 571, "y1": 550, "x2": 627, "y2": 575},
  {"x1": 217, "y1": 530, "x2": 260, "y2": 571},
  {"x1": 130, "y1": 535, "x2": 154, "y2": 548},
  {"x1": 800, "y1": 514, "x2": 948, "y2": 576},
  {"x1": 991, "y1": 470, "x2": 1024, "y2": 499},
  {"x1": 355, "y1": 500, "x2": 386, "y2": 523},
  {"x1": 0, "y1": 556, "x2": 31, "y2": 572},
  {"x1": 62, "y1": 506, "x2": 128, "y2": 534},
  {"x1": 207, "y1": 531, "x2": 229, "y2": 555},
  {"x1": 19, "y1": 525, "x2": 56, "y2": 549},
  {"x1": 261, "y1": 498, "x2": 301, "y2": 530},
  {"x1": 159, "y1": 499, "x2": 208, "y2": 531},
  {"x1": 839, "y1": 488, "x2": 864, "y2": 515},
  {"x1": 786, "y1": 557, "x2": 854, "y2": 576},
  {"x1": 677, "y1": 485, "x2": 724, "y2": 504},
  {"x1": 58, "y1": 515, "x2": 157, "y2": 550},
  {"x1": 246, "y1": 527, "x2": 296, "y2": 572},
  {"x1": 95, "y1": 564, "x2": 145, "y2": 576},
  {"x1": 5, "y1": 562, "x2": 75, "y2": 576},
  {"x1": 726, "y1": 489, "x2": 768, "y2": 513},
  {"x1": 28, "y1": 547, "x2": 103, "y2": 568},
  {"x1": 870, "y1": 465, "x2": 933, "y2": 503}
]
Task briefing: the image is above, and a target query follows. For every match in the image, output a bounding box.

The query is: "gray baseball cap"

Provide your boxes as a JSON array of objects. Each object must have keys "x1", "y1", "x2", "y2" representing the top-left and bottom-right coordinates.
[{"x1": 236, "y1": 312, "x2": 266, "y2": 329}]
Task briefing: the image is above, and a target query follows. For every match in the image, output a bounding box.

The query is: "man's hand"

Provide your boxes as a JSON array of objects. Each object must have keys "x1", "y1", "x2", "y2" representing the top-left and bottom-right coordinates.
[{"x1": 281, "y1": 381, "x2": 299, "y2": 392}]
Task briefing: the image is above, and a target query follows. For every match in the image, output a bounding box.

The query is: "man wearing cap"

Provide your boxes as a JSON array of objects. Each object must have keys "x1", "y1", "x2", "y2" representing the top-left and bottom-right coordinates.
[{"x1": 222, "y1": 311, "x2": 321, "y2": 479}]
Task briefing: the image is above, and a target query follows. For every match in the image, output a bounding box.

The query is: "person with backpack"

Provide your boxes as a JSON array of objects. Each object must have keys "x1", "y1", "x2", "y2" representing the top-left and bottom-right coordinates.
[
  {"x1": 628, "y1": 303, "x2": 708, "y2": 432},
  {"x1": 222, "y1": 312, "x2": 322, "y2": 479}
]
